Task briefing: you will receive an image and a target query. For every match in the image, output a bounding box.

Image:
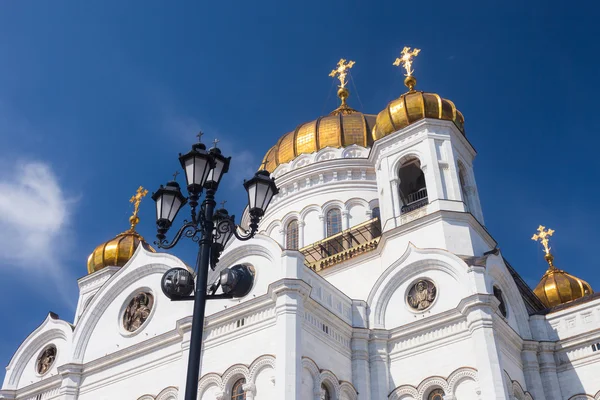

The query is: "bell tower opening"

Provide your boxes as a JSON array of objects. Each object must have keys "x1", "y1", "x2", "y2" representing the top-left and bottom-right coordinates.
[{"x1": 398, "y1": 158, "x2": 428, "y2": 213}]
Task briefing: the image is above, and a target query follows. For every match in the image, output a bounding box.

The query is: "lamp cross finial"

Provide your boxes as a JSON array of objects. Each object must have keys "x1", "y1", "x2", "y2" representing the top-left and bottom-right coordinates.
[
  {"x1": 129, "y1": 186, "x2": 148, "y2": 230},
  {"x1": 329, "y1": 58, "x2": 355, "y2": 89},
  {"x1": 219, "y1": 200, "x2": 227, "y2": 209},
  {"x1": 393, "y1": 46, "x2": 421, "y2": 77},
  {"x1": 196, "y1": 131, "x2": 204, "y2": 143},
  {"x1": 172, "y1": 170, "x2": 180, "y2": 181},
  {"x1": 212, "y1": 138, "x2": 220, "y2": 148}
]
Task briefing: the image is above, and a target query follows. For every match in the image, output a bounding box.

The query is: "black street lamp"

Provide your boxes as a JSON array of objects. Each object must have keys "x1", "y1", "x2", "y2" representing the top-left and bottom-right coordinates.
[{"x1": 152, "y1": 137, "x2": 278, "y2": 400}]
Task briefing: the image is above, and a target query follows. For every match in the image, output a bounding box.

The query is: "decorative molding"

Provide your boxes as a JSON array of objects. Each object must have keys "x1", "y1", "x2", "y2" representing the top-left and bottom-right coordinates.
[{"x1": 388, "y1": 367, "x2": 478, "y2": 400}]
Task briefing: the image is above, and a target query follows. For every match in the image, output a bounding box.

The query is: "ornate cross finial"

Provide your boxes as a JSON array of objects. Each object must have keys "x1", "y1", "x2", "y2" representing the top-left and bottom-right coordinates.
[
  {"x1": 329, "y1": 58, "x2": 355, "y2": 89},
  {"x1": 393, "y1": 46, "x2": 421, "y2": 77},
  {"x1": 196, "y1": 131, "x2": 204, "y2": 142},
  {"x1": 532, "y1": 225, "x2": 555, "y2": 256},
  {"x1": 212, "y1": 138, "x2": 220, "y2": 149},
  {"x1": 129, "y1": 186, "x2": 148, "y2": 230}
]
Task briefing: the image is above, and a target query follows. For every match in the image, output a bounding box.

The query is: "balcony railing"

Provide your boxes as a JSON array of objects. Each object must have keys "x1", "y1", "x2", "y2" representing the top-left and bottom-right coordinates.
[
  {"x1": 300, "y1": 217, "x2": 381, "y2": 272},
  {"x1": 401, "y1": 187, "x2": 428, "y2": 213}
]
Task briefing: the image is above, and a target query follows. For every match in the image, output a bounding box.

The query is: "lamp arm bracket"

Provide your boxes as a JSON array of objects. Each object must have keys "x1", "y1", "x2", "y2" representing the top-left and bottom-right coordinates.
[{"x1": 156, "y1": 221, "x2": 200, "y2": 249}]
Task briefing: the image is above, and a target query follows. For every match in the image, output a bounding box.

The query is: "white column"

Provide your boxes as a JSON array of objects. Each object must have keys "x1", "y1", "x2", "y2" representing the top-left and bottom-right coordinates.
[
  {"x1": 318, "y1": 214, "x2": 326, "y2": 239},
  {"x1": 57, "y1": 363, "x2": 83, "y2": 400},
  {"x1": 521, "y1": 341, "x2": 545, "y2": 400},
  {"x1": 538, "y1": 342, "x2": 563, "y2": 400},
  {"x1": 342, "y1": 210, "x2": 350, "y2": 230},
  {"x1": 278, "y1": 227, "x2": 285, "y2": 247},
  {"x1": 242, "y1": 382, "x2": 257, "y2": 400},
  {"x1": 462, "y1": 300, "x2": 511, "y2": 399},
  {"x1": 352, "y1": 329, "x2": 371, "y2": 400},
  {"x1": 272, "y1": 279, "x2": 311, "y2": 400},
  {"x1": 298, "y1": 221, "x2": 306, "y2": 248},
  {"x1": 368, "y1": 330, "x2": 389, "y2": 400},
  {"x1": 389, "y1": 178, "x2": 401, "y2": 219}
]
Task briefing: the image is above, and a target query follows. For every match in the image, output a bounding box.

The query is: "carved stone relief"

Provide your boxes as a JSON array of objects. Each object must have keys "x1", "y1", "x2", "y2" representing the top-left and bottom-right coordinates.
[
  {"x1": 36, "y1": 345, "x2": 56, "y2": 375},
  {"x1": 407, "y1": 279, "x2": 437, "y2": 311},
  {"x1": 123, "y1": 292, "x2": 154, "y2": 332}
]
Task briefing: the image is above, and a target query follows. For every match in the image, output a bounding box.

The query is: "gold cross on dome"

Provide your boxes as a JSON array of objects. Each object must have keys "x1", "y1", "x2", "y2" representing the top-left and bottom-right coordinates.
[
  {"x1": 393, "y1": 47, "x2": 421, "y2": 77},
  {"x1": 329, "y1": 58, "x2": 355, "y2": 89},
  {"x1": 532, "y1": 225, "x2": 555, "y2": 256},
  {"x1": 129, "y1": 186, "x2": 148, "y2": 230}
]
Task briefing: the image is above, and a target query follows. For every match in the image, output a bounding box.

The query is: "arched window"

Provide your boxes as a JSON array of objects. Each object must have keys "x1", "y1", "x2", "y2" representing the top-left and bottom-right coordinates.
[
  {"x1": 326, "y1": 208, "x2": 342, "y2": 237},
  {"x1": 398, "y1": 158, "x2": 427, "y2": 212},
  {"x1": 493, "y1": 286, "x2": 508, "y2": 318},
  {"x1": 231, "y1": 378, "x2": 246, "y2": 400},
  {"x1": 428, "y1": 388, "x2": 444, "y2": 400},
  {"x1": 321, "y1": 383, "x2": 331, "y2": 400},
  {"x1": 371, "y1": 207, "x2": 380, "y2": 220},
  {"x1": 286, "y1": 219, "x2": 299, "y2": 250}
]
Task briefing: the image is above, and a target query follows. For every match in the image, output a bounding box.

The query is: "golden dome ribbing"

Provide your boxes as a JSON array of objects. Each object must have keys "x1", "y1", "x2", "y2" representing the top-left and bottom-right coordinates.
[
  {"x1": 531, "y1": 225, "x2": 593, "y2": 308},
  {"x1": 87, "y1": 187, "x2": 155, "y2": 274}
]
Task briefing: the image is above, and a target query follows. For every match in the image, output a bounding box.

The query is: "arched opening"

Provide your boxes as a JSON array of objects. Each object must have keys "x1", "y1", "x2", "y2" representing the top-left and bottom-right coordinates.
[
  {"x1": 427, "y1": 388, "x2": 444, "y2": 400},
  {"x1": 321, "y1": 383, "x2": 332, "y2": 400},
  {"x1": 371, "y1": 207, "x2": 380, "y2": 220},
  {"x1": 231, "y1": 378, "x2": 246, "y2": 400},
  {"x1": 398, "y1": 158, "x2": 428, "y2": 212},
  {"x1": 286, "y1": 219, "x2": 299, "y2": 250},
  {"x1": 326, "y1": 208, "x2": 343, "y2": 254},
  {"x1": 493, "y1": 286, "x2": 508, "y2": 318}
]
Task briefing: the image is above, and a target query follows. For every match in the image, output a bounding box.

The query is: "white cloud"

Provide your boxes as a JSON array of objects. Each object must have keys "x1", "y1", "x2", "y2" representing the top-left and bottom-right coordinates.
[{"x1": 0, "y1": 162, "x2": 74, "y2": 272}]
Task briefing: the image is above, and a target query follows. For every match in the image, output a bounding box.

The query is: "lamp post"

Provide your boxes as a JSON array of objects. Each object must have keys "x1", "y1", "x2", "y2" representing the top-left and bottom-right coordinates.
[{"x1": 151, "y1": 138, "x2": 278, "y2": 400}]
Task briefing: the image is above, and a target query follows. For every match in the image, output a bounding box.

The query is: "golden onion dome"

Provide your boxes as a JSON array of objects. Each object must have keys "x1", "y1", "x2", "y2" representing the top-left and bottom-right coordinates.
[
  {"x1": 372, "y1": 81, "x2": 465, "y2": 141},
  {"x1": 531, "y1": 225, "x2": 593, "y2": 308},
  {"x1": 87, "y1": 187, "x2": 155, "y2": 274},
  {"x1": 532, "y1": 253, "x2": 593, "y2": 308},
  {"x1": 261, "y1": 86, "x2": 376, "y2": 173}
]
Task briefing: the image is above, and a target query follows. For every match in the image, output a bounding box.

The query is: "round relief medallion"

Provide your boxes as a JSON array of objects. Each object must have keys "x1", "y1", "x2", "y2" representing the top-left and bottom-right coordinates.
[
  {"x1": 123, "y1": 292, "x2": 154, "y2": 332},
  {"x1": 407, "y1": 279, "x2": 437, "y2": 311},
  {"x1": 36, "y1": 345, "x2": 56, "y2": 375}
]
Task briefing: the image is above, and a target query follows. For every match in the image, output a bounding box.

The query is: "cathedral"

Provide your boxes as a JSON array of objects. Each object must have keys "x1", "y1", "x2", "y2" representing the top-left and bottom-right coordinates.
[{"x1": 2, "y1": 49, "x2": 599, "y2": 400}]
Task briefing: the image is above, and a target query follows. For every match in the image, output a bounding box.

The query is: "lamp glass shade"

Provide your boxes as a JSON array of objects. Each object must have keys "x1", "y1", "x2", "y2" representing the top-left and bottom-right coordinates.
[
  {"x1": 205, "y1": 150, "x2": 231, "y2": 188},
  {"x1": 179, "y1": 145, "x2": 212, "y2": 192},
  {"x1": 152, "y1": 182, "x2": 187, "y2": 224},
  {"x1": 243, "y1": 171, "x2": 278, "y2": 215}
]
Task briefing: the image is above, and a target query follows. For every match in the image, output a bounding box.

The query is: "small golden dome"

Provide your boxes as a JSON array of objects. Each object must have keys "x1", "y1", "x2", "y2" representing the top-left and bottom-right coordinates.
[
  {"x1": 373, "y1": 90, "x2": 465, "y2": 141},
  {"x1": 533, "y1": 256, "x2": 593, "y2": 308},
  {"x1": 87, "y1": 230, "x2": 155, "y2": 274},
  {"x1": 261, "y1": 110, "x2": 376, "y2": 173},
  {"x1": 87, "y1": 186, "x2": 155, "y2": 274}
]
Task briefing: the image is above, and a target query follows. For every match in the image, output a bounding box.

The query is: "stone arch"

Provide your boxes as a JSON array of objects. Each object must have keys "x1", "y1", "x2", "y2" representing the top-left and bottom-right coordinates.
[
  {"x1": 345, "y1": 197, "x2": 369, "y2": 209},
  {"x1": 221, "y1": 364, "x2": 250, "y2": 394},
  {"x1": 4, "y1": 313, "x2": 73, "y2": 389},
  {"x1": 388, "y1": 384, "x2": 419, "y2": 399},
  {"x1": 339, "y1": 381, "x2": 358, "y2": 400},
  {"x1": 341, "y1": 144, "x2": 368, "y2": 159},
  {"x1": 281, "y1": 211, "x2": 302, "y2": 229},
  {"x1": 300, "y1": 204, "x2": 323, "y2": 221},
  {"x1": 291, "y1": 153, "x2": 315, "y2": 169},
  {"x1": 315, "y1": 147, "x2": 339, "y2": 162},
  {"x1": 322, "y1": 199, "x2": 347, "y2": 216},
  {"x1": 568, "y1": 396, "x2": 596, "y2": 400},
  {"x1": 319, "y1": 369, "x2": 341, "y2": 399},
  {"x1": 156, "y1": 386, "x2": 178, "y2": 400},
  {"x1": 367, "y1": 243, "x2": 470, "y2": 328},
  {"x1": 390, "y1": 150, "x2": 426, "y2": 178},
  {"x1": 197, "y1": 373, "x2": 223, "y2": 398},
  {"x1": 446, "y1": 367, "x2": 478, "y2": 394},
  {"x1": 417, "y1": 376, "x2": 449, "y2": 399},
  {"x1": 248, "y1": 354, "x2": 276, "y2": 384},
  {"x1": 136, "y1": 395, "x2": 155, "y2": 400},
  {"x1": 264, "y1": 220, "x2": 282, "y2": 237}
]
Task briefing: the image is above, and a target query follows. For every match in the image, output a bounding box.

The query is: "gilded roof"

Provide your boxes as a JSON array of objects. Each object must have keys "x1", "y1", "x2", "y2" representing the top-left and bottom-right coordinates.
[
  {"x1": 87, "y1": 229, "x2": 155, "y2": 274},
  {"x1": 533, "y1": 266, "x2": 593, "y2": 308},
  {"x1": 261, "y1": 111, "x2": 376, "y2": 173},
  {"x1": 373, "y1": 91, "x2": 465, "y2": 141}
]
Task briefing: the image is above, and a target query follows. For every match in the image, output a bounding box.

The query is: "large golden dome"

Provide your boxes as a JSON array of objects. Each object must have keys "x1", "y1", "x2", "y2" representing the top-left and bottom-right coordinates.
[
  {"x1": 533, "y1": 254, "x2": 593, "y2": 308},
  {"x1": 87, "y1": 229, "x2": 155, "y2": 274},
  {"x1": 87, "y1": 186, "x2": 155, "y2": 274},
  {"x1": 373, "y1": 88, "x2": 465, "y2": 141},
  {"x1": 261, "y1": 88, "x2": 376, "y2": 173}
]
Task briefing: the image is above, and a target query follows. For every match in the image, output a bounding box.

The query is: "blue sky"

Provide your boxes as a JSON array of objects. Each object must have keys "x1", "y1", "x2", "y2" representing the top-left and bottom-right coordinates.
[{"x1": 1, "y1": 0, "x2": 599, "y2": 381}]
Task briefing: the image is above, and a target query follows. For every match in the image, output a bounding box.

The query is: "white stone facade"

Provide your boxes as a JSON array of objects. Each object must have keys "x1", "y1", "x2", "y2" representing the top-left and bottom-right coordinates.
[{"x1": 2, "y1": 117, "x2": 600, "y2": 400}]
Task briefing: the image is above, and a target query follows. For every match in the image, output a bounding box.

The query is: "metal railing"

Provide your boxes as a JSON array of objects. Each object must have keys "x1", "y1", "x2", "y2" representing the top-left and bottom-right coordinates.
[
  {"x1": 401, "y1": 187, "x2": 428, "y2": 213},
  {"x1": 300, "y1": 217, "x2": 382, "y2": 272}
]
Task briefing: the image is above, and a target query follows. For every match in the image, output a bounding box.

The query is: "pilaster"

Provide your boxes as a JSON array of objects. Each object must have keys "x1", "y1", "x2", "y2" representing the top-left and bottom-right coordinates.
[
  {"x1": 538, "y1": 342, "x2": 562, "y2": 400},
  {"x1": 242, "y1": 382, "x2": 257, "y2": 400},
  {"x1": 57, "y1": 363, "x2": 83, "y2": 400},
  {"x1": 521, "y1": 340, "x2": 545, "y2": 400},
  {"x1": 368, "y1": 329, "x2": 389, "y2": 400},
  {"x1": 271, "y1": 279, "x2": 311, "y2": 400},
  {"x1": 461, "y1": 297, "x2": 510, "y2": 399}
]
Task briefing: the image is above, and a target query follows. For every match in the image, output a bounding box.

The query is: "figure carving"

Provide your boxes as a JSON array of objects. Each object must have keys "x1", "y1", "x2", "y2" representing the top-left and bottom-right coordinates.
[
  {"x1": 123, "y1": 292, "x2": 154, "y2": 332},
  {"x1": 407, "y1": 279, "x2": 436, "y2": 310},
  {"x1": 36, "y1": 346, "x2": 56, "y2": 375}
]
